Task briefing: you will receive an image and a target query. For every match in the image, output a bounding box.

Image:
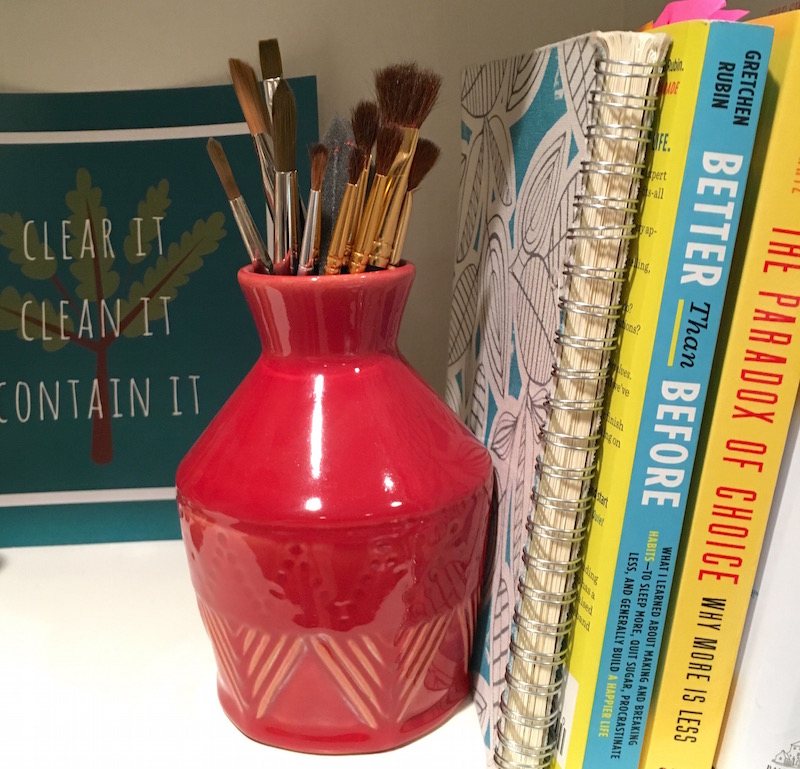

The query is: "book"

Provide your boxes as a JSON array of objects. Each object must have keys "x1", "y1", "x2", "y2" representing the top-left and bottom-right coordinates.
[
  {"x1": 640, "y1": 10, "x2": 800, "y2": 769},
  {"x1": 711, "y1": 388, "x2": 800, "y2": 769},
  {"x1": 0, "y1": 79, "x2": 318, "y2": 547},
  {"x1": 553, "y1": 19, "x2": 773, "y2": 769},
  {"x1": 445, "y1": 30, "x2": 670, "y2": 766}
]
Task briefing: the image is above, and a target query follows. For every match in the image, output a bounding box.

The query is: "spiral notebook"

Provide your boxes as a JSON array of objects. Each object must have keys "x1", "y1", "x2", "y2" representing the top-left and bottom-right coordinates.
[{"x1": 445, "y1": 30, "x2": 670, "y2": 767}]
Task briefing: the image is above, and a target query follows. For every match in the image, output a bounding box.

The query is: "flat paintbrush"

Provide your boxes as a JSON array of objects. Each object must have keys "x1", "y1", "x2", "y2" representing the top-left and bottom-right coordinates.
[
  {"x1": 389, "y1": 138, "x2": 440, "y2": 268},
  {"x1": 369, "y1": 64, "x2": 441, "y2": 268},
  {"x1": 272, "y1": 78, "x2": 300, "y2": 275},
  {"x1": 298, "y1": 143, "x2": 329, "y2": 276},
  {"x1": 349, "y1": 124, "x2": 404, "y2": 273},
  {"x1": 206, "y1": 138, "x2": 272, "y2": 274},
  {"x1": 229, "y1": 57, "x2": 276, "y2": 249},
  {"x1": 258, "y1": 38, "x2": 282, "y2": 113}
]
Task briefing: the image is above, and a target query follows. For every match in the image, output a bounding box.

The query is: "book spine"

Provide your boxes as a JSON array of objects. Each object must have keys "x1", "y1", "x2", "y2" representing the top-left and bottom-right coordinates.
[
  {"x1": 712, "y1": 395, "x2": 800, "y2": 769},
  {"x1": 641, "y1": 13, "x2": 800, "y2": 769},
  {"x1": 555, "y1": 21, "x2": 773, "y2": 769},
  {"x1": 579, "y1": 22, "x2": 772, "y2": 769}
]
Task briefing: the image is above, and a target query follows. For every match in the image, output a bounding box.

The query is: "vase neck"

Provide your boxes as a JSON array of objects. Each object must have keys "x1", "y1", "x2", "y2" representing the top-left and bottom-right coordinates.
[{"x1": 238, "y1": 264, "x2": 415, "y2": 358}]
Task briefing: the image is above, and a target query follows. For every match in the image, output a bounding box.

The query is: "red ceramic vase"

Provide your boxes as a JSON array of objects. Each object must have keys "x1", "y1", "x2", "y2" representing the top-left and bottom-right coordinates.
[{"x1": 176, "y1": 263, "x2": 493, "y2": 754}]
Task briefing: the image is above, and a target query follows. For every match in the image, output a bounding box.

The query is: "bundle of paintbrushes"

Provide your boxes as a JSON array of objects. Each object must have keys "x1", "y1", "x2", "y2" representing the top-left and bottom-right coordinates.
[{"x1": 207, "y1": 39, "x2": 441, "y2": 276}]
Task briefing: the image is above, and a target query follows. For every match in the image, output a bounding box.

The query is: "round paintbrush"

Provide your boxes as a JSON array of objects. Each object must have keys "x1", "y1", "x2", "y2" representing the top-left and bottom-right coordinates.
[
  {"x1": 206, "y1": 137, "x2": 272, "y2": 274},
  {"x1": 298, "y1": 143, "x2": 330, "y2": 276},
  {"x1": 229, "y1": 57, "x2": 276, "y2": 244}
]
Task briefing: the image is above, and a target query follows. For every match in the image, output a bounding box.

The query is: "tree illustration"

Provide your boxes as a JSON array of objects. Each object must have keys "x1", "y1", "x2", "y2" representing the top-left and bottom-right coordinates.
[{"x1": 0, "y1": 168, "x2": 226, "y2": 464}]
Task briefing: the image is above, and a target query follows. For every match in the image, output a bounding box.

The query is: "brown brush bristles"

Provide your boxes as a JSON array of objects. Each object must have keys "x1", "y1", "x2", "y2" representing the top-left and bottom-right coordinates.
[
  {"x1": 309, "y1": 143, "x2": 329, "y2": 192},
  {"x1": 206, "y1": 138, "x2": 240, "y2": 201},
  {"x1": 374, "y1": 124, "x2": 404, "y2": 176},
  {"x1": 272, "y1": 79, "x2": 297, "y2": 172},
  {"x1": 229, "y1": 57, "x2": 272, "y2": 136},
  {"x1": 351, "y1": 100, "x2": 379, "y2": 153},
  {"x1": 348, "y1": 146, "x2": 367, "y2": 185},
  {"x1": 407, "y1": 138, "x2": 440, "y2": 191},
  {"x1": 375, "y1": 62, "x2": 442, "y2": 128},
  {"x1": 258, "y1": 38, "x2": 283, "y2": 80}
]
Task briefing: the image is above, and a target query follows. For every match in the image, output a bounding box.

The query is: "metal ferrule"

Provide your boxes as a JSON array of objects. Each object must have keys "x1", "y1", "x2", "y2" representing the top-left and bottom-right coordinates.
[
  {"x1": 263, "y1": 77, "x2": 279, "y2": 113},
  {"x1": 273, "y1": 170, "x2": 299, "y2": 275},
  {"x1": 229, "y1": 196, "x2": 272, "y2": 274},
  {"x1": 297, "y1": 189, "x2": 321, "y2": 275}
]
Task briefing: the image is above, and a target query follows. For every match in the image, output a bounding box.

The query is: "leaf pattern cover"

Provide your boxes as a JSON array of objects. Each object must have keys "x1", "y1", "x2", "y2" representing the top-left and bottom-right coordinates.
[{"x1": 446, "y1": 35, "x2": 600, "y2": 762}]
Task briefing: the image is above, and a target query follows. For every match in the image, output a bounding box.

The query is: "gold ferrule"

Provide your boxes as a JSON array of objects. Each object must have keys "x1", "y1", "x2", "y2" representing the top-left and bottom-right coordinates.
[
  {"x1": 389, "y1": 191, "x2": 413, "y2": 269},
  {"x1": 324, "y1": 184, "x2": 355, "y2": 274},
  {"x1": 368, "y1": 127, "x2": 418, "y2": 266},
  {"x1": 350, "y1": 173, "x2": 390, "y2": 273},
  {"x1": 348, "y1": 165, "x2": 370, "y2": 245}
]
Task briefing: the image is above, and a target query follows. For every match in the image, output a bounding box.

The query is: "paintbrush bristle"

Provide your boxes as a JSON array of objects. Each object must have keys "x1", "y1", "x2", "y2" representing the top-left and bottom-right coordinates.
[
  {"x1": 229, "y1": 57, "x2": 271, "y2": 136},
  {"x1": 258, "y1": 38, "x2": 283, "y2": 80},
  {"x1": 351, "y1": 100, "x2": 379, "y2": 154},
  {"x1": 206, "y1": 138, "x2": 240, "y2": 201},
  {"x1": 272, "y1": 79, "x2": 297, "y2": 172},
  {"x1": 407, "y1": 138, "x2": 440, "y2": 191},
  {"x1": 348, "y1": 146, "x2": 366, "y2": 185},
  {"x1": 310, "y1": 143, "x2": 329, "y2": 192},
  {"x1": 374, "y1": 123, "x2": 404, "y2": 176},
  {"x1": 375, "y1": 62, "x2": 442, "y2": 128}
]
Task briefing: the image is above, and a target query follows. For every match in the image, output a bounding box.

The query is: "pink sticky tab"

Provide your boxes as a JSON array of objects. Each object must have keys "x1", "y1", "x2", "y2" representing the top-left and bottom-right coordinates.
[{"x1": 652, "y1": 0, "x2": 748, "y2": 27}]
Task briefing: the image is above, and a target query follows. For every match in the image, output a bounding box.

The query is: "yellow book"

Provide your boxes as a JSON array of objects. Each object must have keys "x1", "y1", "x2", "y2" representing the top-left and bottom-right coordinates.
[
  {"x1": 555, "y1": 19, "x2": 772, "y2": 769},
  {"x1": 640, "y1": 10, "x2": 800, "y2": 769}
]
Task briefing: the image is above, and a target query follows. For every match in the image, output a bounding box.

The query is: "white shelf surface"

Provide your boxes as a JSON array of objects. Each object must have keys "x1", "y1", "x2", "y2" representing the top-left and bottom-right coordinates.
[{"x1": 0, "y1": 540, "x2": 487, "y2": 768}]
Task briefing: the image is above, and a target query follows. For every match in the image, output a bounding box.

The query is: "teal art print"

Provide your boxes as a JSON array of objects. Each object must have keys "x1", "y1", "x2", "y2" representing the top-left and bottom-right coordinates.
[{"x1": 0, "y1": 79, "x2": 318, "y2": 546}]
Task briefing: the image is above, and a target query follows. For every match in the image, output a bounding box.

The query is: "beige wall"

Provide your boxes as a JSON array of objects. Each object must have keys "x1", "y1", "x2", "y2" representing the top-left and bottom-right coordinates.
[{"x1": 0, "y1": 0, "x2": 783, "y2": 392}]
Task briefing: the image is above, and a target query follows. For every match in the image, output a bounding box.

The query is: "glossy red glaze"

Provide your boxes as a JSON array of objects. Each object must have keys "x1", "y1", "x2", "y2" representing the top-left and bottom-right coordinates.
[{"x1": 176, "y1": 263, "x2": 493, "y2": 754}]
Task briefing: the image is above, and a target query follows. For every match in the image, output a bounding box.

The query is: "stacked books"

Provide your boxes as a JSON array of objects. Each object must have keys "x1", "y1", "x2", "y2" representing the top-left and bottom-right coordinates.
[{"x1": 448, "y1": 7, "x2": 800, "y2": 769}]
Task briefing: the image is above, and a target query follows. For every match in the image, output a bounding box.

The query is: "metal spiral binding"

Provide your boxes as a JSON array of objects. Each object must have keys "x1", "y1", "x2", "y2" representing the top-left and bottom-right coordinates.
[{"x1": 494, "y1": 46, "x2": 666, "y2": 769}]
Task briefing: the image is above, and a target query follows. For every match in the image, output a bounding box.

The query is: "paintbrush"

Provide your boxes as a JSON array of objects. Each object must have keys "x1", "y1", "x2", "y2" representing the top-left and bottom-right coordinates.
[
  {"x1": 272, "y1": 78, "x2": 300, "y2": 275},
  {"x1": 206, "y1": 138, "x2": 272, "y2": 274},
  {"x1": 324, "y1": 146, "x2": 366, "y2": 275},
  {"x1": 346, "y1": 100, "x2": 379, "y2": 264},
  {"x1": 228, "y1": 57, "x2": 276, "y2": 250},
  {"x1": 369, "y1": 64, "x2": 441, "y2": 268},
  {"x1": 298, "y1": 143, "x2": 329, "y2": 276},
  {"x1": 389, "y1": 138, "x2": 440, "y2": 268},
  {"x1": 349, "y1": 123, "x2": 404, "y2": 273},
  {"x1": 318, "y1": 114, "x2": 355, "y2": 261},
  {"x1": 258, "y1": 38, "x2": 282, "y2": 113}
]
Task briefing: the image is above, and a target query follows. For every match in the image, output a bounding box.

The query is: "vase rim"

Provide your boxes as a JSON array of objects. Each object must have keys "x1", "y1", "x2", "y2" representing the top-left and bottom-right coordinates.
[{"x1": 237, "y1": 261, "x2": 415, "y2": 288}]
